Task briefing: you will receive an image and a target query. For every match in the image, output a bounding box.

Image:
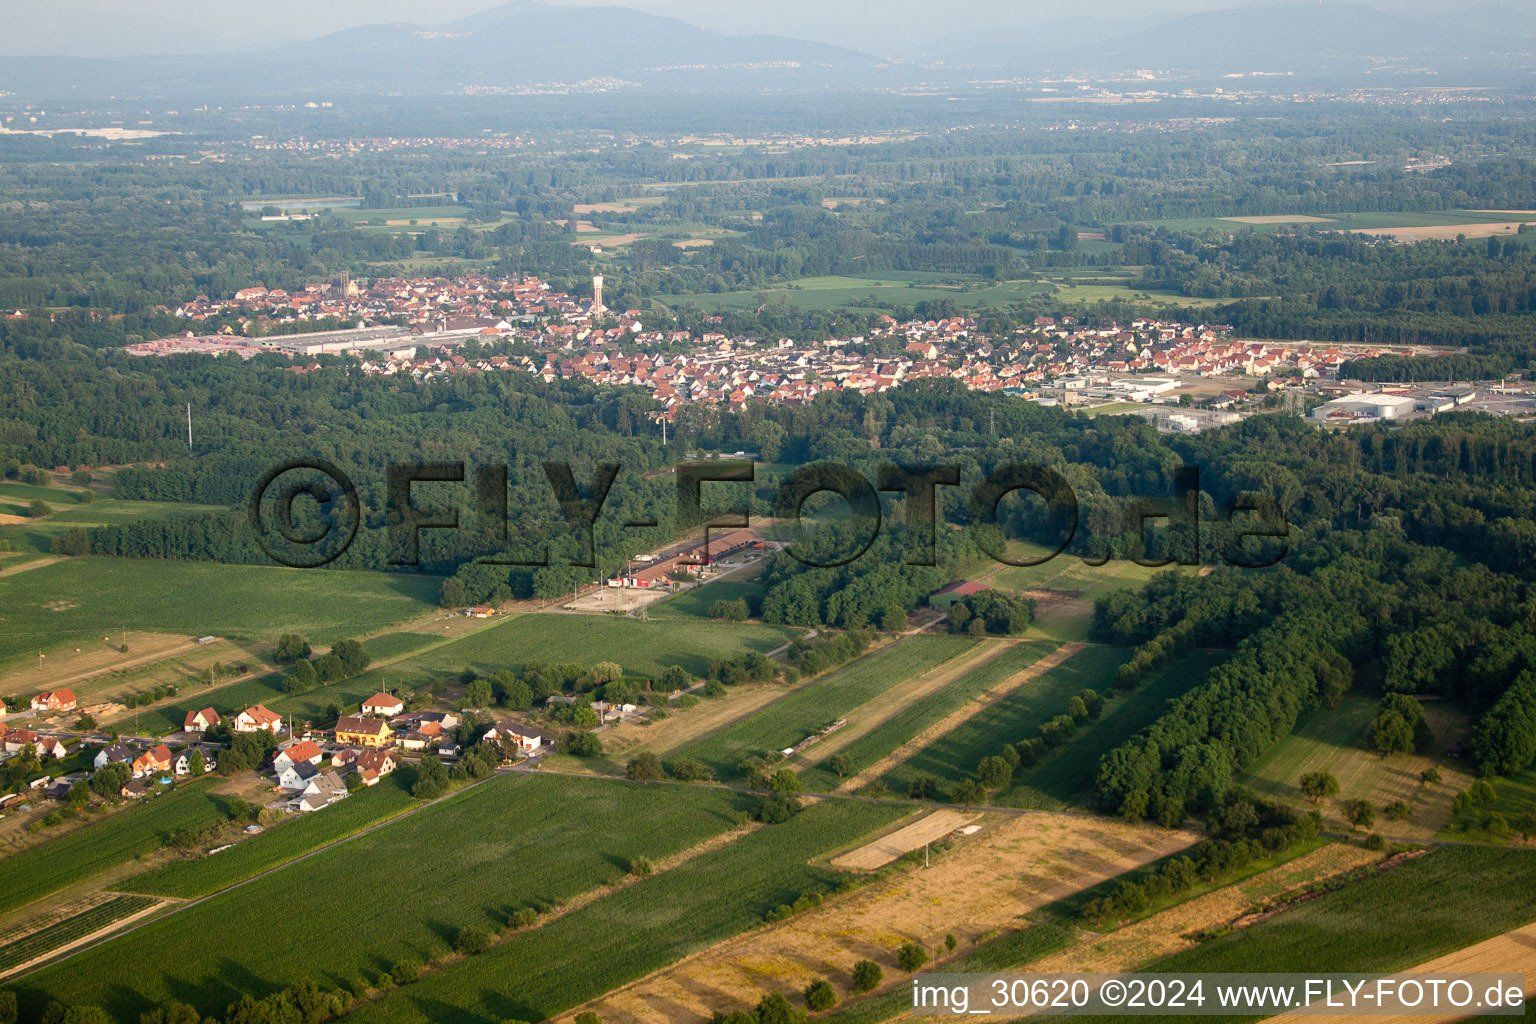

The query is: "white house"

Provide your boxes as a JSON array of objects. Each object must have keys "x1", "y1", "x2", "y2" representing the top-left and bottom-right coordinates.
[
  {"x1": 233, "y1": 704, "x2": 284, "y2": 734},
  {"x1": 174, "y1": 746, "x2": 218, "y2": 775},
  {"x1": 273, "y1": 739, "x2": 324, "y2": 773},
  {"x1": 277, "y1": 760, "x2": 321, "y2": 791},
  {"x1": 361, "y1": 692, "x2": 405, "y2": 718},
  {"x1": 298, "y1": 771, "x2": 349, "y2": 812},
  {"x1": 94, "y1": 742, "x2": 137, "y2": 769},
  {"x1": 482, "y1": 721, "x2": 545, "y2": 755}
]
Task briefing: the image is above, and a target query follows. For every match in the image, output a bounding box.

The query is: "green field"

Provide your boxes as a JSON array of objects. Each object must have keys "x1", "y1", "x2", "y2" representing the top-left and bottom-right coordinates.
[
  {"x1": 344, "y1": 797, "x2": 907, "y2": 1024},
  {"x1": 404, "y1": 612, "x2": 798, "y2": 680},
  {"x1": 879, "y1": 644, "x2": 1128, "y2": 795},
  {"x1": 996, "y1": 649, "x2": 1226, "y2": 808},
  {"x1": 675, "y1": 634, "x2": 977, "y2": 774},
  {"x1": 0, "y1": 779, "x2": 239, "y2": 917},
  {"x1": 0, "y1": 896, "x2": 160, "y2": 972},
  {"x1": 358, "y1": 631, "x2": 441, "y2": 662},
  {"x1": 985, "y1": 553, "x2": 1197, "y2": 643},
  {"x1": 799, "y1": 640, "x2": 1058, "y2": 792},
  {"x1": 648, "y1": 579, "x2": 763, "y2": 619},
  {"x1": 1136, "y1": 846, "x2": 1536, "y2": 1024},
  {"x1": 658, "y1": 274, "x2": 1055, "y2": 314},
  {"x1": 0, "y1": 558, "x2": 441, "y2": 667},
  {"x1": 1238, "y1": 695, "x2": 1474, "y2": 835},
  {"x1": 134, "y1": 613, "x2": 796, "y2": 734},
  {"x1": 1441, "y1": 764, "x2": 1536, "y2": 842},
  {"x1": 122, "y1": 774, "x2": 420, "y2": 898},
  {"x1": 15, "y1": 774, "x2": 751, "y2": 1021},
  {"x1": 0, "y1": 497, "x2": 226, "y2": 556}
]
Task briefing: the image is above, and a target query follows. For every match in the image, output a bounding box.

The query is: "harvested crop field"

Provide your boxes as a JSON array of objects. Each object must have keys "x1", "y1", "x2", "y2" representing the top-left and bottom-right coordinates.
[
  {"x1": 1222, "y1": 215, "x2": 1335, "y2": 224},
  {"x1": 1031, "y1": 843, "x2": 1381, "y2": 974},
  {"x1": 1349, "y1": 220, "x2": 1536, "y2": 241},
  {"x1": 830, "y1": 809, "x2": 978, "y2": 870},
  {"x1": 558, "y1": 812, "x2": 1197, "y2": 1024}
]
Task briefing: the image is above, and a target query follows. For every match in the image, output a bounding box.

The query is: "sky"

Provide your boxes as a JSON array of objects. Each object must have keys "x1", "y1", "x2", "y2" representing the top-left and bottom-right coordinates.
[{"x1": 0, "y1": 0, "x2": 1479, "y2": 58}]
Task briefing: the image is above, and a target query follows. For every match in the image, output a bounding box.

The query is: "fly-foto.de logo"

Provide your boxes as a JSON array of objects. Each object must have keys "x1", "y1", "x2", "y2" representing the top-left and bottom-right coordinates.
[{"x1": 248, "y1": 459, "x2": 1288, "y2": 570}]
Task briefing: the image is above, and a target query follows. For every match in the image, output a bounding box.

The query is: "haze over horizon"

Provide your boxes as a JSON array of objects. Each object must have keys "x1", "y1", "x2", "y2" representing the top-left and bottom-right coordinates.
[{"x1": 0, "y1": 0, "x2": 1489, "y2": 58}]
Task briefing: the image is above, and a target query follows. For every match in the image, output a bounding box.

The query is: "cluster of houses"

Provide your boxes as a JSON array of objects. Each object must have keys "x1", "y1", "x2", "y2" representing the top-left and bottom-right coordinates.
[
  {"x1": 117, "y1": 269, "x2": 1448, "y2": 422},
  {"x1": 0, "y1": 677, "x2": 557, "y2": 820}
]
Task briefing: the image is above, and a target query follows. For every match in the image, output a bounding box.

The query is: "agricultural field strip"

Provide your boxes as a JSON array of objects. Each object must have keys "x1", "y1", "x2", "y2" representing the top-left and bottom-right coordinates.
[
  {"x1": 840, "y1": 641, "x2": 1084, "y2": 792},
  {"x1": 0, "y1": 896, "x2": 163, "y2": 978},
  {"x1": 1261, "y1": 922, "x2": 1536, "y2": 1024},
  {"x1": 787, "y1": 640, "x2": 1007, "y2": 769},
  {"x1": 0, "y1": 778, "x2": 237, "y2": 920},
  {"x1": 672, "y1": 634, "x2": 978, "y2": 773},
  {"x1": 878, "y1": 644, "x2": 1135, "y2": 793},
  {"x1": 120, "y1": 776, "x2": 421, "y2": 898},
  {"x1": 3, "y1": 774, "x2": 499, "y2": 982},
  {"x1": 341, "y1": 798, "x2": 909, "y2": 1024},
  {"x1": 560, "y1": 811, "x2": 1201, "y2": 1024},
  {"x1": 12, "y1": 774, "x2": 752, "y2": 1019}
]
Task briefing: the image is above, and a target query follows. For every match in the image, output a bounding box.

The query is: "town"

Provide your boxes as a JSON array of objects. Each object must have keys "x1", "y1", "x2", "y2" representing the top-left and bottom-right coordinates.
[{"x1": 111, "y1": 272, "x2": 1536, "y2": 428}]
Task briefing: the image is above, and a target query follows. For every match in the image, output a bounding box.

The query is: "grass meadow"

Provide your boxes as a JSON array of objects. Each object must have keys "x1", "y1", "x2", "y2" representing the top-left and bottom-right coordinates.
[
  {"x1": 994, "y1": 649, "x2": 1227, "y2": 809},
  {"x1": 674, "y1": 634, "x2": 976, "y2": 775},
  {"x1": 798, "y1": 639, "x2": 1058, "y2": 792},
  {"x1": 1237, "y1": 694, "x2": 1474, "y2": 837},
  {"x1": 0, "y1": 558, "x2": 441, "y2": 666}
]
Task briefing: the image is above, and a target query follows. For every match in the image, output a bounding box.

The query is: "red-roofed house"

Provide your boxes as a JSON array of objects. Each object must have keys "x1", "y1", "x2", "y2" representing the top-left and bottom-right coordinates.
[
  {"x1": 184, "y1": 707, "x2": 221, "y2": 732},
  {"x1": 361, "y1": 693, "x2": 405, "y2": 717},
  {"x1": 234, "y1": 704, "x2": 284, "y2": 734},
  {"x1": 30, "y1": 689, "x2": 77, "y2": 712}
]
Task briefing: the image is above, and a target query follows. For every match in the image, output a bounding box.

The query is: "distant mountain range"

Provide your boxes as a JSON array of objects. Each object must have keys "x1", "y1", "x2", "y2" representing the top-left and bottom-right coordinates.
[
  {"x1": 2, "y1": 0, "x2": 1533, "y2": 101},
  {"x1": 929, "y1": 2, "x2": 1536, "y2": 75},
  {"x1": 0, "y1": 0, "x2": 884, "y2": 100}
]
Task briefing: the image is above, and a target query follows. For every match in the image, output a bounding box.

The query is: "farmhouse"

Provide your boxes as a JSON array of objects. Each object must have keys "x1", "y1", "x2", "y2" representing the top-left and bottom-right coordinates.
[
  {"x1": 354, "y1": 748, "x2": 396, "y2": 785},
  {"x1": 234, "y1": 704, "x2": 284, "y2": 734},
  {"x1": 131, "y1": 745, "x2": 174, "y2": 778},
  {"x1": 183, "y1": 707, "x2": 221, "y2": 732},
  {"x1": 928, "y1": 579, "x2": 988, "y2": 610},
  {"x1": 334, "y1": 715, "x2": 393, "y2": 748},
  {"x1": 29, "y1": 689, "x2": 77, "y2": 712},
  {"x1": 482, "y1": 721, "x2": 545, "y2": 755},
  {"x1": 273, "y1": 739, "x2": 324, "y2": 772},
  {"x1": 361, "y1": 692, "x2": 405, "y2": 717}
]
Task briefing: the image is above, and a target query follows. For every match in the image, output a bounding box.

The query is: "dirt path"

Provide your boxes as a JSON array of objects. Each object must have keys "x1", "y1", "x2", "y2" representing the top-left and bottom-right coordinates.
[
  {"x1": 0, "y1": 556, "x2": 63, "y2": 578},
  {"x1": 839, "y1": 642, "x2": 1087, "y2": 792},
  {"x1": 786, "y1": 641, "x2": 1005, "y2": 769}
]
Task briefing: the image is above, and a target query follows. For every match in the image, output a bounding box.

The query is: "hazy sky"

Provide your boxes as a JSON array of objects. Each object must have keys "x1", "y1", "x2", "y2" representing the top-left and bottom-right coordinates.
[{"x1": 0, "y1": 0, "x2": 1477, "y2": 57}]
